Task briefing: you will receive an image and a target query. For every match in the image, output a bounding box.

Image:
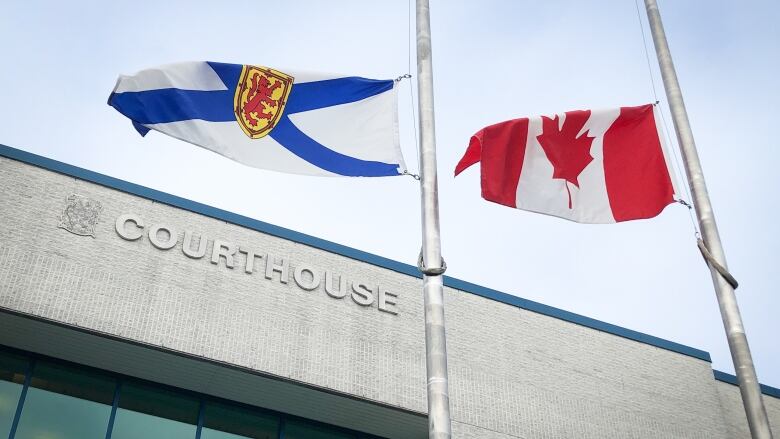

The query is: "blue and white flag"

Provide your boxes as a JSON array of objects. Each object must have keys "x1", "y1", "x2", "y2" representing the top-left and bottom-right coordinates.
[{"x1": 108, "y1": 61, "x2": 406, "y2": 177}]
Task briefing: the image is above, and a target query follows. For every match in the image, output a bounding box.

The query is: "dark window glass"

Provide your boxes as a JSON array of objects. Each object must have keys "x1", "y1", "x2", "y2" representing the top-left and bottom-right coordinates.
[
  {"x1": 0, "y1": 350, "x2": 28, "y2": 438},
  {"x1": 111, "y1": 380, "x2": 198, "y2": 439},
  {"x1": 201, "y1": 400, "x2": 279, "y2": 439},
  {"x1": 14, "y1": 360, "x2": 115, "y2": 439},
  {"x1": 285, "y1": 418, "x2": 356, "y2": 439}
]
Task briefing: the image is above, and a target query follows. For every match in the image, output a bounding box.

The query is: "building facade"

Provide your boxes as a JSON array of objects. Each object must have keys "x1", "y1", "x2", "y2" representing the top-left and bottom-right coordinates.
[{"x1": 0, "y1": 144, "x2": 777, "y2": 438}]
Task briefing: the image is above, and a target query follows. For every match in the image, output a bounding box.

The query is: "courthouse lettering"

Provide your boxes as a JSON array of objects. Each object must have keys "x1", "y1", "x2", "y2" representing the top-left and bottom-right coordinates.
[{"x1": 115, "y1": 214, "x2": 399, "y2": 315}]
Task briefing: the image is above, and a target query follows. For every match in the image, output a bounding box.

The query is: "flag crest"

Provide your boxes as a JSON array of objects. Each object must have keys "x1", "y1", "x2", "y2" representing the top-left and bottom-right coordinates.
[{"x1": 234, "y1": 65, "x2": 294, "y2": 139}]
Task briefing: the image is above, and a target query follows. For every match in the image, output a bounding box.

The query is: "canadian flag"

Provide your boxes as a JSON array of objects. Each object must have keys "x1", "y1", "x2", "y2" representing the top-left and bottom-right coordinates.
[{"x1": 454, "y1": 104, "x2": 680, "y2": 223}]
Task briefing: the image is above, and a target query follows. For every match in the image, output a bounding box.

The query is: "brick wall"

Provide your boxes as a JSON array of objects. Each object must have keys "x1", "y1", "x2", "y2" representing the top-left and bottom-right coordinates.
[{"x1": 714, "y1": 380, "x2": 780, "y2": 438}]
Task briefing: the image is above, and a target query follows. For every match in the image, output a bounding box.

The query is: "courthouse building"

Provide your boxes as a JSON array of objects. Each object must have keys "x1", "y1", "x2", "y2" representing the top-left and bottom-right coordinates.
[{"x1": 0, "y1": 144, "x2": 777, "y2": 438}]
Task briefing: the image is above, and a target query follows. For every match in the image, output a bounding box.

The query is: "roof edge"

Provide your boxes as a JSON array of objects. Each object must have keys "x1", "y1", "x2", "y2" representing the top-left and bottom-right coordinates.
[
  {"x1": 713, "y1": 370, "x2": 780, "y2": 399},
  {"x1": 0, "y1": 143, "x2": 711, "y2": 363}
]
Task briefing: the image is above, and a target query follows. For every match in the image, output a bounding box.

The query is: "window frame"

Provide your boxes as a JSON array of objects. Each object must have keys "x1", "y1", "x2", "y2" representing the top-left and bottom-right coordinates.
[{"x1": 0, "y1": 344, "x2": 385, "y2": 439}]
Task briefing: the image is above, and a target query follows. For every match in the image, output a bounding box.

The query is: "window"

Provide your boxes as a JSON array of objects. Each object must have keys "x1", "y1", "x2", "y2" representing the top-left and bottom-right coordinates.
[
  {"x1": 14, "y1": 360, "x2": 115, "y2": 439},
  {"x1": 0, "y1": 351, "x2": 28, "y2": 438},
  {"x1": 0, "y1": 346, "x2": 384, "y2": 439},
  {"x1": 201, "y1": 400, "x2": 279, "y2": 439},
  {"x1": 111, "y1": 381, "x2": 199, "y2": 439},
  {"x1": 284, "y1": 418, "x2": 357, "y2": 439}
]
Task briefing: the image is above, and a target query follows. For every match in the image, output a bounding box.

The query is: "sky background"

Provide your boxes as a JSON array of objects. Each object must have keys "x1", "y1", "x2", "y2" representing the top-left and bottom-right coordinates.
[{"x1": 1, "y1": 1, "x2": 778, "y2": 389}]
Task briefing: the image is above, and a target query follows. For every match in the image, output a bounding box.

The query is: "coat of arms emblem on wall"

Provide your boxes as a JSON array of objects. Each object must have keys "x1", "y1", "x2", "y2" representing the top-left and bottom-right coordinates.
[{"x1": 58, "y1": 194, "x2": 103, "y2": 237}]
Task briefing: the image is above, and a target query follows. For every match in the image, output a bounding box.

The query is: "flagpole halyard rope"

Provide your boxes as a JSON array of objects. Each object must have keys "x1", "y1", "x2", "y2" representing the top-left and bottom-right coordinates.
[
  {"x1": 635, "y1": 0, "x2": 700, "y2": 237},
  {"x1": 635, "y1": 0, "x2": 660, "y2": 101},
  {"x1": 662, "y1": 104, "x2": 701, "y2": 235},
  {"x1": 407, "y1": 0, "x2": 422, "y2": 177},
  {"x1": 395, "y1": 71, "x2": 419, "y2": 181}
]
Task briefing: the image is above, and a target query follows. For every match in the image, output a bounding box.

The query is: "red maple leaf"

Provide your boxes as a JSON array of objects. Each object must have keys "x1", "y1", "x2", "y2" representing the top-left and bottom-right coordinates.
[{"x1": 536, "y1": 110, "x2": 594, "y2": 208}]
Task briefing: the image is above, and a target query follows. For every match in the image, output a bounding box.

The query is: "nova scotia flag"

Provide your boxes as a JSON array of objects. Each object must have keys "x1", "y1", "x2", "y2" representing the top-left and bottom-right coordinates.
[{"x1": 108, "y1": 61, "x2": 406, "y2": 177}]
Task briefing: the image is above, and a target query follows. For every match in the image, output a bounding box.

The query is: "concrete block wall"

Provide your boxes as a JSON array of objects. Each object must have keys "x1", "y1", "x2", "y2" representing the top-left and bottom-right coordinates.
[
  {"x1": 0, "y1": 156, "x2": 428, "y2": 414},
  {"x1": 0, "y1": 153, "x2": 776, "y2": 438},
  {"x1": 714, "y1": 381, "x2": 780, "y2": 438}
]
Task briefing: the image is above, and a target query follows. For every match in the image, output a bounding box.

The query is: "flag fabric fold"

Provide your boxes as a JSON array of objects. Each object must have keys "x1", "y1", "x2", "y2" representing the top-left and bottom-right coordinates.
[
  {"x1": 455, "y1": 104, "x2": 680, "y2": 223},
  {"x1": 109, "y1": 61, "x2": 406, "y2": 177}
]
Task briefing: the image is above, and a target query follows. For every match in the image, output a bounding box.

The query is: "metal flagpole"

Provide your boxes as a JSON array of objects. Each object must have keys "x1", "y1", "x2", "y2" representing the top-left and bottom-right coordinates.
[
  {"x1": 415, "y1": 0, "x2": 453, "y2": 437},
  {"x1": 643, "y1": 1, "x2": 773, "y2": 438}
]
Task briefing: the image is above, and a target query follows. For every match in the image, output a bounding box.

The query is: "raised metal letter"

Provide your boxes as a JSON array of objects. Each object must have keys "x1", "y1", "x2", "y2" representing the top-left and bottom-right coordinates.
[
  {"x1": 211, "y1": 240, "x2": 237, "y2": 268},
  {"x1": 182, "y1": 230, "x2": 207, "y2": 259},
  {"x1": 379, "y1": 289, "x2": 399, "y2": 315},
  {"x1": 115, "y1": 214, "x2": 144, "y2": 241},
  {"x1": 265, "y1": 254, "x2": 289, "y2": 284},
  {"x1": 350, "y1": 282, "x2": 374, "y2": 306},
  {"x1": 148, "y1": 224, "x2": 178, "y2": 250},
  {"x1": 324, "y1": 271, "x2": 347, "y2": 298},
  {"x1": 238, "y1": 247, "x2": 262, "y2": 274},
  {"x1": 294, "y1": 265, "x2": 321, "y2": 291}
]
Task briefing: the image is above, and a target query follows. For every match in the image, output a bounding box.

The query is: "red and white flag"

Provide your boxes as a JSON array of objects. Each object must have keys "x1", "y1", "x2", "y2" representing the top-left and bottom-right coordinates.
[{"x1": 454, "y1": 104, "x2": 680, "y2": 223}]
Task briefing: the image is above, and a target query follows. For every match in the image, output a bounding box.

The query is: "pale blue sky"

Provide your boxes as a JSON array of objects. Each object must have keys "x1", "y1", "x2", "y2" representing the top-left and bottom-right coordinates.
[{"x1": 1, "y1": 1, "x2": 778, "y2": 389}]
